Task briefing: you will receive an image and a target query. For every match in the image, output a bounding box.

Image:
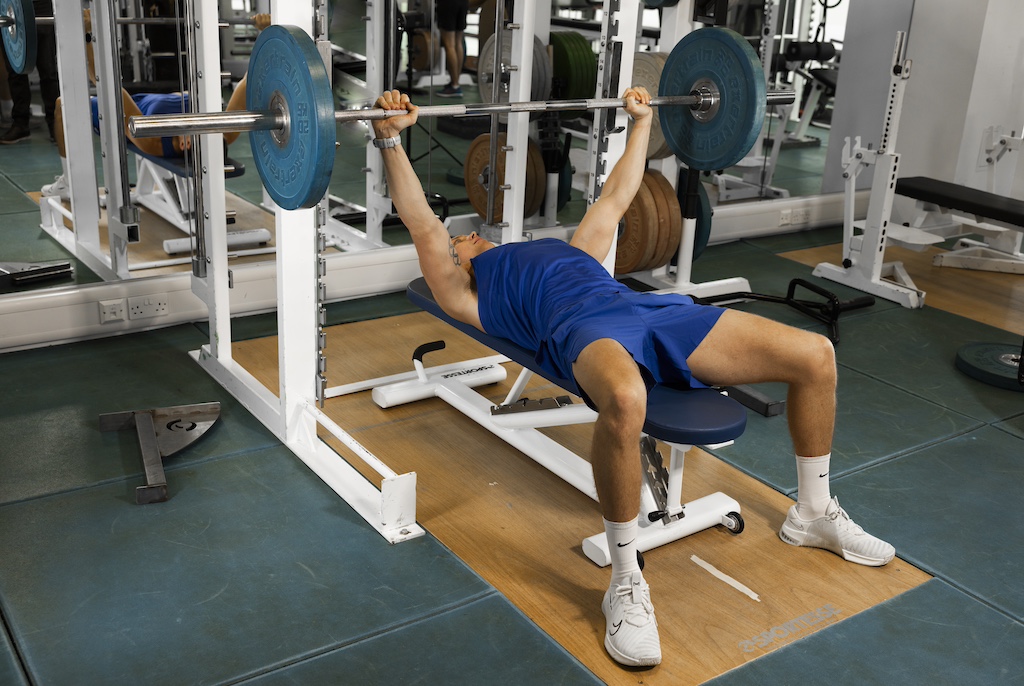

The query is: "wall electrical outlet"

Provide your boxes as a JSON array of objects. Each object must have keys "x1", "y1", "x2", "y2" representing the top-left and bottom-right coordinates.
[
  {"x1": 778, "y1": 209, "x2": 792, "y2": 226},
  {"x1": 98, "y1": 298, "x2": 126, "y2": 324},
  {"x1": 127, "y1": 294, "x2": 169, "y2": 320},
  {"x1": 790, "y1": 208, "x2": 811, "y2": 225}
]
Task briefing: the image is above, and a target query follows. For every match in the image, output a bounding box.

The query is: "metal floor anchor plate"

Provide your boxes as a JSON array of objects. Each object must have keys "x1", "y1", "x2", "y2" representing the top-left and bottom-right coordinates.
[{"x1": 99, "y1": 402, "x2": 221, "y2": 504}]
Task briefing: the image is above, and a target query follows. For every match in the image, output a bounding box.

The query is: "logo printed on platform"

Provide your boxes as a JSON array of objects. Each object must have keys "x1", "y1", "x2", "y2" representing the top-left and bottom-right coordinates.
[{"x1": 737, "y1": 604, "x2": 842, "y2": 653}]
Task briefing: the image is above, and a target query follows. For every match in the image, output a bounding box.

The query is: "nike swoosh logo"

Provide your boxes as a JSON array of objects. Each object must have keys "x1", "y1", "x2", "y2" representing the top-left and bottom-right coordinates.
[
  {"x1": 819, "y1": 472, "x2": 829, "y2": 478},
  {"x1": 610, "y1": 620, "x2": 623, "y2": 636},
  {"x1": 616, "y1": 538, "x2": 636, "y2": 548}
]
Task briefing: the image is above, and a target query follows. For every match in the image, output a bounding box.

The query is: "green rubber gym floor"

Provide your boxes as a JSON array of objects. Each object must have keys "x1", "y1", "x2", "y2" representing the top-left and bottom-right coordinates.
[{"x1": 2, "y1": 21, "x2": 1023, "y2": 686}]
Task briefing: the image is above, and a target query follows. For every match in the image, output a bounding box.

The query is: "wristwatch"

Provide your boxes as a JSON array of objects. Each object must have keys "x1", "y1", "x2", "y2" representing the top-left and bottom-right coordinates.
[{"x1": 372, "y1": 136, "x2": 401, "y2": 149}]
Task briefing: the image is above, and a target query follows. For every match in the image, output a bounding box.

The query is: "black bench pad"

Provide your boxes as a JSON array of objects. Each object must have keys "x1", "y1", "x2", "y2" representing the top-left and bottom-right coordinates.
[
  {"x1": 128, "y1": 142, "x2": 246, "y2": 179},
  {"x1": 896, "y1": 176, "x2": 1024, "y2": 228},
  {"x1": 407, "y1": 277, "x2": 747, "y2": 446}
]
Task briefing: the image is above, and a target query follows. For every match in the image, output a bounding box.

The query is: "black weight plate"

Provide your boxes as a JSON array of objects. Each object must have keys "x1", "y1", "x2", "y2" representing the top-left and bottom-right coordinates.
[
  {"x1": 676, "y1": 179, "x2": 713, "y2": 261},
  {"x1": 955, "y1": 342, "x2": 1024, "y2": 392}
]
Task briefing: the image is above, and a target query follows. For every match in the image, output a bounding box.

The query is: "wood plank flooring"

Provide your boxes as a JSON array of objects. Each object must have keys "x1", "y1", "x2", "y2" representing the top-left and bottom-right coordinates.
[{"x1": 231, "y1": 309, "x2": 930, "y2": 685}]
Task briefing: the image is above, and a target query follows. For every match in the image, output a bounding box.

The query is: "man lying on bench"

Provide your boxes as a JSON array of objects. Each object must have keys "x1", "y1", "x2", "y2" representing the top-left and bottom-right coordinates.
[
  {"x1": 40, "y1": 11, "x2": 269, "y2": 200},
  {"x1": 373, "y1": 88, "x2": 895, "y2": 668}
]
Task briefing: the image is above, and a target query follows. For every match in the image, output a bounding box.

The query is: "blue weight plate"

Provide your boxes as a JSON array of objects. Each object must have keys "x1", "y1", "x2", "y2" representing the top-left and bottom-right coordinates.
[
  {"x1": 1, "y1": 0, "x2": 36, "y2": 75},
  {"x1": 247, "y1": 25, "x2": 336, "y2": 210},
  {"x1": 660, "y1": 27, "x2": 766, "y2": 171}
]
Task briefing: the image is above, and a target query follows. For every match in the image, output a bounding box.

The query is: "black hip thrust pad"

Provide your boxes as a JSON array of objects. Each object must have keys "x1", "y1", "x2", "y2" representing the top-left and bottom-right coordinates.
[{"x1": 406, "y1": 277, "x2": 747, "y2": 446}]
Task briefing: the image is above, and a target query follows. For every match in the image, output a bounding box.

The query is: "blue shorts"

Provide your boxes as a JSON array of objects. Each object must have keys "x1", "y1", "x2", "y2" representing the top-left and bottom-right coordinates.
[{"x1": 546, "y1": 291, "x2": 725, "y2": 395}]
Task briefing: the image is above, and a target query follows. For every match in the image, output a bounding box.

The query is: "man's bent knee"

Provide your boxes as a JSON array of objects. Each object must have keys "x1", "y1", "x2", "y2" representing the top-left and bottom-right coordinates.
[
  {"x1": 798, "y1": 332, "x2": 837, "y2": 387},
  {"x1": 595, "y1": 381, "x2": 647, "y2": 433}
]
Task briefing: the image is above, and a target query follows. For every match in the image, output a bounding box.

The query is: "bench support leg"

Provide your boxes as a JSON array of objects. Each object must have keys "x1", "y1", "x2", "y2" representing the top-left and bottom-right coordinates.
[{"x1": 373, "y1": 349, "x2": 745, "y2": 567}]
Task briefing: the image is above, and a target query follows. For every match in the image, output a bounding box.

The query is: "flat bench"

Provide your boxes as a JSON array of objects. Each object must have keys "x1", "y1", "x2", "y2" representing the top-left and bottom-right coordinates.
[
  {"x1": 896, "y1": 176, "x2": 1024, "y2": 228},
  {"x1": 895, "y1": 176, "x2": 1024, "y2": 273},
  {"x1": 402, "y1": 276, "x2": 748, "y2": 566},
  {"x1": 407, "y1": 277, "x2": 747, "y2": 446},
  {"x1": 127, "y1": 141, "x2": 246, "y2": 179}
]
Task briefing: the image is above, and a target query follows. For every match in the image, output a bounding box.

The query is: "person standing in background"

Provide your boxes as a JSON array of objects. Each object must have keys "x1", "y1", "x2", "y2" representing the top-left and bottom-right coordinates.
[
  {"x1": 435, "y1": 0, "x2": 469, "y2": 98},
  {"x1": 0, "y1": 0, "x2": 59, "y2": 144}
]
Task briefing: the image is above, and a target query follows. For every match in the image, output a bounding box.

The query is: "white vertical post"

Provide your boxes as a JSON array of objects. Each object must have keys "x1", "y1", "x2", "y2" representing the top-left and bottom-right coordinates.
[
  {"x1": 91, "y1": 0, "x2": 133, "y2": 278},
  {"x1": 271, "y1": 0, "x2": 320, "y2": 445},
  {"x1": 500, "y1": 1, "x2": 537, "y2": 245},
  {"x1": 192, "y1": 0, "x2": 231, "y2": 363},
  {"x1": 50, "y1": 3, "x2": 105, "y2": 273},
  {"x1": 589, "y1": 0, "x2": 643, "y2": 274},
  {"x1": 364, "y1": 0, "x2": 391, "y2": 244}
]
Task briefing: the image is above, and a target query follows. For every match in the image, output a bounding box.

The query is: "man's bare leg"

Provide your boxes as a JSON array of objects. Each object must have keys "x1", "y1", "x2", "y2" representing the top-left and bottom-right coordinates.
[
  {"x1": 687, "y1": 308, "x2": 895, "y2": 565},
  {"x1": 573, "y1": 339, "x2": 661, "y2": 667}
]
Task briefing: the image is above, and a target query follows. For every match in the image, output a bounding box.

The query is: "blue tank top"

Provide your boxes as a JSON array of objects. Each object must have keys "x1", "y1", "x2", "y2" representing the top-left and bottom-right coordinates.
[{"x1": 472, "y1": 238, "x2": 709, "y2": 385}]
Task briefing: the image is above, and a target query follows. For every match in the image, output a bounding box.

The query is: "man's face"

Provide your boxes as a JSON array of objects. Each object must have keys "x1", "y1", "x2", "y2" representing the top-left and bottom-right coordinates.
[{"x1": 449, "y1": 232, "x2": 494, "y2": 267}]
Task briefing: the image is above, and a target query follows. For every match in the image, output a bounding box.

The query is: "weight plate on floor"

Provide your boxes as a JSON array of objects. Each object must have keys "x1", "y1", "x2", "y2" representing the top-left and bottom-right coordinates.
[
  {"x1": 409, "y1": 29, "x2": 440, "y2": 72},
  {"x1": 465, "y1": 133, "x2": 498, "y2": 219},
  {"x1": 616, "y1": 179, "x2": 658, "y2": 274},
  {"x1": 465, "y1": 133, "x2": 544, "y2": 221},
  {"x1": 549, "y1": 32, "x2": 572, "y2": 97},
  {"x1": 575, "y1": 35, "x2": 597, "y2": 99},
  {"x1": 478, "y1": 31, "x2": 551, "y2": 108},
  {"x1": 641, "y1": 171, "x2": 671, "y2": 271},
  {"x1": 1, "y1": 0, "x2": 35, "y2": 75},
  {"x1": 247, "y1": 26, "x2": 336, "y2": 210},
  {"x1": 631, "y1": 52, "x2": 669, "y2": 160},
  {"x1": 955, "y1": 342, "x2": 1024, "y2": 392},
  {"x1": 648, "y1": 170, "x2": 682, "y2": 268},
  {"x1": 675, "y1": 179, "x2": 713, "y2": 262},
  {"x1": 660, "y1": 27, "x2": 766, "y2": 171},
  {"x1": 551, "y1": 32, "x2": 596, "y2": 106},
  {"x1": 650, "y1": 52, "x2": 674, "y2": 159}
]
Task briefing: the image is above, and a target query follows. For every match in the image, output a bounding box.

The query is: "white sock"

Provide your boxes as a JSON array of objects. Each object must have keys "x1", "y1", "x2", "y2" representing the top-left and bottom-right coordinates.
[
  {"x1": 605, "y1": 517, "x2": 642, "y2": 588},
  {"x1": 795, "y1": 453, "x2": 832, "y2": 519},
  {"x1": 58, "y1": 156, "x2": 69, "y2": 180}
]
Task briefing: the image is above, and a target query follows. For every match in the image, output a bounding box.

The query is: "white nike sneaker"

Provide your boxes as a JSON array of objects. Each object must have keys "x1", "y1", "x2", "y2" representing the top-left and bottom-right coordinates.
[
  {"x1": 779, "y1": 496, "x2": 895, "y2": 566},
  {"x1": 41, "y1": 174, "x2": 70, "y2": 201},
  {"x1": 602, "y1": 571, "x2": 661, "y2": 667}
]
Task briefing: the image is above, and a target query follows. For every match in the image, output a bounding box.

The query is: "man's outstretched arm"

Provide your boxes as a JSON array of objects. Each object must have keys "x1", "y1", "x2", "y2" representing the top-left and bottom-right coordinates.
[
  {"x1": 570, "y1": 87, "x2": 653, "y2": 263},
  {"x1": 371, "y1": 91, "x2": 473, "y2": 314}
]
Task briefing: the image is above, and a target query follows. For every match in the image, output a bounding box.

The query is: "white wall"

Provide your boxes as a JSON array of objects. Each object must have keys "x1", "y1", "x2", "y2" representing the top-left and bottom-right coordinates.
[
  {"x1": 820, "y1": 0, "x2": 915, "y2": 193},
  {"x1": 953, "y1": 0, "x2": 1024, "y2": 198},
  {"x1": 896, "y1": 0, "x2": 988, "y2": 186}
]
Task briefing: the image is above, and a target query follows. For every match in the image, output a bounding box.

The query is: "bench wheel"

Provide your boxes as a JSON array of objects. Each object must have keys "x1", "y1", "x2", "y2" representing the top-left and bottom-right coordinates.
[{"x1": 722, "y1": 512, "x2": 744, "y2": 535}]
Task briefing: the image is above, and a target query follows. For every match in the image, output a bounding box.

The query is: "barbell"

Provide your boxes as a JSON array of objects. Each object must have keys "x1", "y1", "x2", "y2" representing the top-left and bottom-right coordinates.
[
  {"x1": 0, "y1": 0, "x2": 261, "y2": 74},
  {"x1": 125, "y1": 25, "x2": 792, "y2": 210}
]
